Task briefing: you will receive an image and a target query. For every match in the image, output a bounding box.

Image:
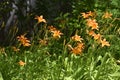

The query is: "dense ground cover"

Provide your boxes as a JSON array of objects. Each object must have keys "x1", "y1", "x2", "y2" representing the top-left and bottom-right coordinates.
[{"x1": 0, "y1": 0, "x2": 120, "y2": 80}]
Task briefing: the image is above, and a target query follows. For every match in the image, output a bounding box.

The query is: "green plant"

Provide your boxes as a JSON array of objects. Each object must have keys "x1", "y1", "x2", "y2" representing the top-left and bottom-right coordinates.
[{"x1": 0, "y1": 0, "x2": 120, "y2": 80}]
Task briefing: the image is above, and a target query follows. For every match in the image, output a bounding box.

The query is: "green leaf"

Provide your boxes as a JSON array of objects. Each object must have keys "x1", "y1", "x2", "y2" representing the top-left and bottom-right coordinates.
[
  {"x1": 0, "y1": 72, "x2": 3, "y2": 80},
  {"x1": 110, "y1": 72, "x2": 120, "y2": 77}
]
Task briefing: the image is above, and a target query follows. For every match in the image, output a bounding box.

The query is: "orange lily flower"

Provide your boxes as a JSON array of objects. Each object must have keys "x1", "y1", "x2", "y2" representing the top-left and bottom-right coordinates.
[
  {"x1": 35, "y1": 15, "x2": 46, "y2": 23},
  {"x1": 12, "y1": 46, "x2": 20, "y2": 52},
  {"x1": 87, "y1": 11, "x2": 94, "y2": 17},
  {"x1": 48, "y1": 25, "x2": 57, "y2": 32},
  {"x1": 86, "y1": 18, "x2": 99, "y2": 30},
  {"x1": 81, "y1": 13, "x2": 89, "y2": 18},
  {"x1": 18, "y1": 60, "x2": 26, "y2": 66},
  {"x1": 77, "y1": 43, "x2": 84, "y2": 49},
  {"x1": 39, "y1": 39, "x2": 48, "y2": 45},
  {"x1": 71, "y1": 47, "x2": 82, "y2": 55},
  {"x1": 81, "y1": 11, "x2": 94, "y2": 18},
  {"x1": 101, "y1": 38, "x2": 110, "y2": 47},
  {"x1": 93, "y1": 33, "x2": 101, "y2": 40},
  {"x1": 17, "y1": 35, "x2": 31, "y2": 47},
  {"x1": 71, "y1": 34, "x2": 83, "y2": 42},
  {"x1": 51, "y1": 30, "x2": 63, "y2": 39},
  {"x1": 23, "y1": 42, "x2": 31, "y2": 47},
  {"x1": 102, "y1": 12, "x2": 112, "y2": 19},
  {"x1": 88, "y1": 30, "x2": 95, "y2": 36},
  {"x1": 68, "y1": 43, "x2": 84, "y2": 55},
  {"x1": 0, "y1": 47, "x2": 5, "y2": 54}
]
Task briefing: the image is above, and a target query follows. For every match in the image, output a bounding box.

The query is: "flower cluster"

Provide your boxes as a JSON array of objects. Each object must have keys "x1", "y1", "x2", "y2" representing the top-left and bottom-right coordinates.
[
  {"x1": 88, "y1": 30, "x2": 110, "y2": 47},
  {"x1": 16, "y1": 13, "x2": 111, "y2": 58},
  {"x1": 82, "y1": 11, "x2": 110, "y2": 47},
  {"x1": 68, "y1": 34, "x2": 84, "y2": 55}
]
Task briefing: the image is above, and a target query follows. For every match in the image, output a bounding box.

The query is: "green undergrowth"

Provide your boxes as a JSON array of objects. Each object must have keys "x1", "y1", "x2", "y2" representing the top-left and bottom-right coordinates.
[{"x1": 0, "y1": 36, "x2": 120, "y2": 80}]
